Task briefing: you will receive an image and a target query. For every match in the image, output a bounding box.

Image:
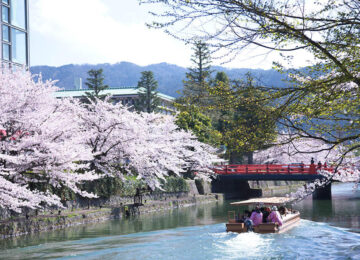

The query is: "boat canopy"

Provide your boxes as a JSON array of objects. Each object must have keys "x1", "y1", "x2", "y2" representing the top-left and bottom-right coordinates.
[{"x1": 230, "y1": 197, "x2": 294, "y2": 206}]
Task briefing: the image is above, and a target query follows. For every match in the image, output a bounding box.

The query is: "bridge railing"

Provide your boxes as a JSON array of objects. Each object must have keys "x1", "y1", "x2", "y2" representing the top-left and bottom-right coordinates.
[{"x1": 213, "y1": 164, "x2": 334, "y2": 175}]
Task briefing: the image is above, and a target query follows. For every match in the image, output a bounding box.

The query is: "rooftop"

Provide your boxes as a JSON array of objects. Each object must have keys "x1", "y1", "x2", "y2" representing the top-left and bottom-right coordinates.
[{"x1": 54, "y1": 87, "x2": 175, "y2": 102}]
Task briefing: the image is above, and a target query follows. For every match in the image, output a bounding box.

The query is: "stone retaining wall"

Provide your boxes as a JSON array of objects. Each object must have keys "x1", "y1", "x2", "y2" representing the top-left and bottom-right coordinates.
[
  {"x1": 0, "y1": 209, "x2": 112, "y2": 239},
  {"x1": 0, "y1": 194, "x2": 223, "y2": 239},
  {"x1": 248, "y1": 180, "x2": 305, "y2": 197},
  {"x1": 0, "y1": 181, "x2": 198, "y2": 222}
]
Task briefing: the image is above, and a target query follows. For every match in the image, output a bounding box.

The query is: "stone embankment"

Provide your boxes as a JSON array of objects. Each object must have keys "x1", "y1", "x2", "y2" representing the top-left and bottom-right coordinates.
[
  {"x1": 248, "y1": 180, "x2": 305, "y2": 197},
  {"x1": 212, "y1": 176, "x2": 305, "y2": 199},
  {"x1": 0, "y1": 180, "x2": 222, "y2": 239}
]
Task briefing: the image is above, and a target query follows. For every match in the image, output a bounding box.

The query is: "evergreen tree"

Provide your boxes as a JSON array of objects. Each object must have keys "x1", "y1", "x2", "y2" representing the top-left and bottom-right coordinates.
[
  {"x1": 210, "y1": 71, "x2": 232, "y2": 134},
  {"x1": 180, "y1": 40, "x2": 212, "y2": 106},
  {"x1": 135, "y1": 71, "x2": 161, "y2": 113},
  {"x1": 212, "y1": 71, "x2": 229, "y2": 86},
  {"x1": 85, "y1": 69, "x2": 108, "y2": 101},
  {"x1": 209, "y1": 73, "x2": 278, "y2": 164}
]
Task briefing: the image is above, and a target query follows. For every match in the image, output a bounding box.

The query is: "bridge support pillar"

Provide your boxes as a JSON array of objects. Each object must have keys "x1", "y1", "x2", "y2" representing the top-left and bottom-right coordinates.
[{"x1": 312, "y1": 183, "x2": 332, "y2": 200}]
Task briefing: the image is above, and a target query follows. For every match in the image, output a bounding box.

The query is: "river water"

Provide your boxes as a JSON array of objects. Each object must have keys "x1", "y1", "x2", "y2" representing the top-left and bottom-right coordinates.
[{"x1": 0, "y1": 183, "x2": 359, "y2": 259}]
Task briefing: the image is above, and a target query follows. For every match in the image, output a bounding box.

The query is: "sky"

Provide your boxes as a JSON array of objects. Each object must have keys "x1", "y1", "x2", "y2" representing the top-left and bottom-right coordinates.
[{"x1": 29, "y1": 0, "x2": 310, "y2": 69}]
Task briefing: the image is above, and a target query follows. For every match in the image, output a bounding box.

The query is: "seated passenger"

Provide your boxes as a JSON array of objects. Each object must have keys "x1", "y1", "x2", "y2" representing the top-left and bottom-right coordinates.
[
  {"x1": 279, "y1": 206, "x2": 290, "y2": 216},
  {"x1": 262, "y1": 207, "x2": 271, "y2": 223},
  {"x1": 267, "y1": 206, "x2": 283, "y2": 226},
  {"x1": 279, "y1": 206, "x2": 286, "y2": 215},
  {"x1": 249, "y1": 206, "x2": 263, "y2": 226},
  {"x1": 244, "y1": 210, "x2": 252, "y2": 218},
  {"x1": 244, "y1": 218, "x2": 254, "y2": 232}
]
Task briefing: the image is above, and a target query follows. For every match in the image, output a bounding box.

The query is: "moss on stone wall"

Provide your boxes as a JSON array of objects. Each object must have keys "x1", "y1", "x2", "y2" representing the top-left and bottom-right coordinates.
[
  {"x1": 81, "y1": 176, "x2": 189, "y2": 198},
  {"x1": 158, "y1": 176, "x2": 190, "y2": 193}
]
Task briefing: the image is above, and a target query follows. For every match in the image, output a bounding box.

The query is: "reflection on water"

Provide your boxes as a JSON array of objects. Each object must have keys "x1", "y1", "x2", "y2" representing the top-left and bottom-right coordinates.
[
  {"x1": 293, "y1": 183, "x2": 360, "y2": 232},
  {"x1": 0, "y1": 183, "x2": 359, "y2": 259}
]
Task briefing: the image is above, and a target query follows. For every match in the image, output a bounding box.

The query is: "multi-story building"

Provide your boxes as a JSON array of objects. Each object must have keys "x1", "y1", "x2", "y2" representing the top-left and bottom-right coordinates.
[
  {"x1": 1, "y1": 0, "x2": 29, "y2": 66},
  {"x1": 54, "y1": 87, "x2": 176, "y2": 114}
]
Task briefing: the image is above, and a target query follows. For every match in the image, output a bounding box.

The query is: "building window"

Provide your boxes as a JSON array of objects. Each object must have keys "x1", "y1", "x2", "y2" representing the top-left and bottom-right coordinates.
[
  {"x1": 10, "y1": 0, "x2": 26, "y2": 29},
  {"x1": 2, "y1": 24, "x2": 9, "y2": 41},
  {"x1": 11, "y1": 27, "x2": 26, "y2": 64},
  {"x1": 2, "y1": 42, "x2": 9, "y2": 60},
  {"x1": 2, "y1": 5, "x2": 9, "y2": 23},
  {"x1": 1, "y1": 0, "x2": 28, "y2": 65}
]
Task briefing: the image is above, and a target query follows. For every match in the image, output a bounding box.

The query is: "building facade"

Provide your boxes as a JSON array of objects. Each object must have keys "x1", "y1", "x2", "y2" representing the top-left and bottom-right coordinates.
[
  {"x1": 1, "y1": 0, "x2": 29, "y2": 66},
  {"x1": 54, "y1": 87, "x2": 176, "y2": 114}
]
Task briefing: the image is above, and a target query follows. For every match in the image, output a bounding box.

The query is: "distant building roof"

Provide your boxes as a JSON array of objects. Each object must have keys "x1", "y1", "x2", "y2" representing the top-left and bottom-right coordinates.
[{"x1": 54, "y1": 87, "x2": 175, "y2": 102}]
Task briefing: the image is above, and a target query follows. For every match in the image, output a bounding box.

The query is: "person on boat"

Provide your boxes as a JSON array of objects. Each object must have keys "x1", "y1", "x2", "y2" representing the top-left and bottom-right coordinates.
[
  {"x1": 279, "y1": 206, "x2": 287, "y2": 216},
  {"x1": 250, "y1": 206, "x2": 263, "y2": 226},
  {"x1": 238, "y1": 210, "x2": 251, "y2": 223},
  {"x1": 244, "y1": 218, "x2": 254, "y2": 231},
  {"x1": 268, "y1": 206, "x2": 283, "y2": 226},
  {"x1": 262, "y1": 207, "x2": 271, "y2": 223}
]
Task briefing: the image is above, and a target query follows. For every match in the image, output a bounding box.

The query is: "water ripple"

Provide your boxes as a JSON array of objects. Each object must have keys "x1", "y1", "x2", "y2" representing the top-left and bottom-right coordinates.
[{"x1": 1, "y1": 220, "x2": 359, "y2": 260}]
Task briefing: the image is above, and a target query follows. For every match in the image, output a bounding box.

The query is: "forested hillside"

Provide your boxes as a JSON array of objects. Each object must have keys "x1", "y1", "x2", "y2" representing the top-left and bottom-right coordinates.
[{"x1": 30, "y1": 62, "x2": 287, "y2": 97}]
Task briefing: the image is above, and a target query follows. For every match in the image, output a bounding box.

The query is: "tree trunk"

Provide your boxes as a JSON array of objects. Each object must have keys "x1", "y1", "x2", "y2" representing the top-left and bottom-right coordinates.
[
  {"x1": 229, "y1": 151, "x2": 242, "y2": 164},
  {"x1": 247, "y1": 151, "x2": 254, "y2": 165}
]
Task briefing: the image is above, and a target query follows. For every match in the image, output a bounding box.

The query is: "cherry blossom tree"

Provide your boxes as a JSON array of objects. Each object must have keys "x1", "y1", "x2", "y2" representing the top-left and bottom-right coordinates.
[
  {"x1": 289, "y1": 167, "x2": 360, "y2": 202},
  {"x1": 254, "y1": 135, "x2": 359, "y2": 166},
  {"x1": 130, "y1": 112, "x2": 220, "y2": 189},
  {"x1": 76, "y1": 98, "x2": 220, "y2": 190},
  {"x1": 0, "y1": 67, "x2": 98, "y2": 212},
  {"x1": 253, "y1": 135, "x2": 360, "y2": 200},
  {"x1": 254, "y1": 135, "x2": 360, "y2": 183},
  {"x1": 0, "y1": 67, "x2": 220, "y2": 213}
]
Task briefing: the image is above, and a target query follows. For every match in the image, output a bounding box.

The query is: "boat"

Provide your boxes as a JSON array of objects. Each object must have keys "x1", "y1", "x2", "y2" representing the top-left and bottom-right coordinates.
[{"x1": 226, "y1": 197, "x2": 300, "y2": 234}]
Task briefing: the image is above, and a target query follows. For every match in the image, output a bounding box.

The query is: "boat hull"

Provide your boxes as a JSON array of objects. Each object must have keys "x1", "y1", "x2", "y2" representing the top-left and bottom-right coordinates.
[{"x1": 226, "y1": 212, "x2": 300, "y2": 234}]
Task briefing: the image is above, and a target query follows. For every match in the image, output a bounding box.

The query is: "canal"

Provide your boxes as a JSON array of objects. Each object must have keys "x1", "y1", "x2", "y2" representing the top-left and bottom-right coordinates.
[{"x1": 0, "y1": 183, "x2": 359, "y2": 259}]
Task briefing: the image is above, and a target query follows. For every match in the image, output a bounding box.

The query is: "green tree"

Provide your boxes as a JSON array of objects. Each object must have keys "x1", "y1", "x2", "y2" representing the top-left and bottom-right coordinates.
[
  {"x1": 209, "y1": 73, "x2": 278, "y2": 164},
  {"x1": 143, "y1": 0, "x2": 360, "y2": 162},
  {"x1": 175, "y1": 41, "x2": 217, "y2": 144},
  {"x1": 180, "y1": 40, "x2": 212, "y2": 106},
  {"x1": 210, "y1": 71, "x2": 231, "y2": 134},
  {"x1": 211, "y1": 71, "x2": 229, "y2": 87},
  {"x1": 175, "y1": 104, "x2": 221, "y2": 145},
  {"x1": 85, "y1": 69, "x2": 108, "y2": 101},
  {"x1": 135, "y1": 71, "x2": 161, "y2": 113}
]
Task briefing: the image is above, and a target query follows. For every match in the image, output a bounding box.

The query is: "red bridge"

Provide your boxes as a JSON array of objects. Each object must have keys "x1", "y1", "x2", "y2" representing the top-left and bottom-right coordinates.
[
  {"x1": 212, "y1": 164, "x2": 334, "y2": 181},
  {"x1": 214, "y1": 164, "x2": 333, "y2": 175},
  {"x1": 212, "y1": 164, "x2": 336, "y2": 200}
]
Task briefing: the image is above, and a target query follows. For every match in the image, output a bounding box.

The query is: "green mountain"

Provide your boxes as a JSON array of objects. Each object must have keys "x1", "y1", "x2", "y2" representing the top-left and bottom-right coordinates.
[{"x1": 30, "y1": 62, "x2": 287, "y2": 97}]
